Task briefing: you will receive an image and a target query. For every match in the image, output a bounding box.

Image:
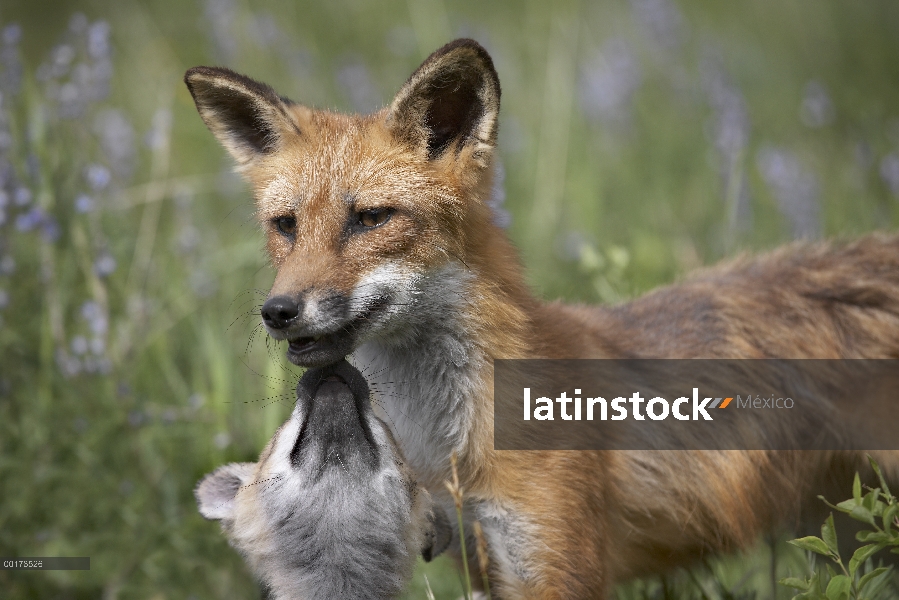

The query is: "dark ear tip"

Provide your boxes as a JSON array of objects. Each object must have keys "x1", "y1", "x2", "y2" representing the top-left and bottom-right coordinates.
[
  {"x1": 427, "y1": 38, "x2": 497, "y2": 75},
  {"x1": 182, "y1": 66, "x2": 284, "y2": 106},
  {"x1": 184, "y1": 66, "x2": 222, "y2": 85},
  {"x1": 184, "y1": 65, "x2": 205, "y2": 79},
  {"x1": 184, "y1": 67, "x2": 200, "y2": 90},
  {"x1": 415, "y1": 38, "x2": 501, "y2": 113},
  {"x1": 183, "y1": 66, "x2": 230, "y2": 97},
  {"x1": 431, "y1": 38, "x2": 490, "y2": 58}
]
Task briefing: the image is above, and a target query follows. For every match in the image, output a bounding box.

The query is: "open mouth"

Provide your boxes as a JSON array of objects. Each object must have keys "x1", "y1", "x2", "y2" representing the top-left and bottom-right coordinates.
[
  {"x1": 288, "y1": 333, "x2": 332, "y2": 355},
  {"x1": 285, "y1": 296, "x2": 391, "y2": 367}
]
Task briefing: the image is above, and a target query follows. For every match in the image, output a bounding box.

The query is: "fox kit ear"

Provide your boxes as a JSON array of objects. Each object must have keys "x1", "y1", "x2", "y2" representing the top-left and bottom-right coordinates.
[
  {"x1": 387, "y1": 39, "x2": 500, "y2": 164},
  {"x1": 184, "y1": 66, "x2": 298, "y2": 169},
  {"x1": 195, "y1": 462, "x2": 255, "y2": 520}
]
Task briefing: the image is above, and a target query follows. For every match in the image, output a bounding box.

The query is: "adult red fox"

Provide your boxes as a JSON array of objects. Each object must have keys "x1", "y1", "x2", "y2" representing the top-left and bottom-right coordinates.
[{"x1": 186, "y1": 39, "x2": 899, "y2": 598}]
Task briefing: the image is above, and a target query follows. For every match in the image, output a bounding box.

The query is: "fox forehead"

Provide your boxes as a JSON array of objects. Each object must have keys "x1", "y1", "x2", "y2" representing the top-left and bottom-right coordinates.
[{"x1": 249, "y1": 108, "x2": 460, "y2": 223}]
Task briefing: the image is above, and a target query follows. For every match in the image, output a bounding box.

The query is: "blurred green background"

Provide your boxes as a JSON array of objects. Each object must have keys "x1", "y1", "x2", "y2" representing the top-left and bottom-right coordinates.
[{"x1": 1, "y1": 0, "x2": 898, "y2": 598}]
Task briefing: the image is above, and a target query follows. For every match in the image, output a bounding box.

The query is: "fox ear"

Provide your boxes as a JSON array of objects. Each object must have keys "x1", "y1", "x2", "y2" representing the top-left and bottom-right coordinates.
[
  {"x1": 195, "y1": 462, "x2": 255, "y2": 521},
  {"x1": 387, "y1": 39, "x2": 500, "y2": 164},
  {"x1": 184, "y1": 67, "x2": 298, "y2": 169}
]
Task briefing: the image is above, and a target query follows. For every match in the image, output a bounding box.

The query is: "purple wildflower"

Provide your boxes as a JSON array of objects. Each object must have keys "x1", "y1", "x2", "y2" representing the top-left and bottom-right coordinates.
[
  {"x1": 204, "y1": 0, "x2": 238, "y2": 62},
  {"x1": 41, "y1": 215, "x2": 60, "y2": 242},
  {"x1": 2, "y1": 24, "x2": 21, "y2": 45},
  {"x1": 799, "y1": 81, "x2": 834, "y2": 128},
  {"x1": 879, "y1": 153, "x2": 899, "y2": 197},
  {"x1": 0, "y1": 23, "x2": 23, "y2": 95},
  {"x1": 757, "y1": 146, "x2": 821, "y2": 239},
  {"x1": 71, "y1": 335, "x2": 89, "y2": 355},
  {"x1": 14, "y1": 186, "x2": 31, "y2": 205},
  {"x1": 629, "y1": 0, "x2": 687, "y2": 51},
  {"x1": 85, "y1": 163, "x2": 110, "y2": 191},
  {"x1": 81, "y1": 300, "x2": 108, "y2": 335},
  {"x1": 75, "y1": 194, "x2": 94, "y2": 213},
  {"x1": 86, "y1": 21, "x2": 110, "y2": 60},
  {"x1": 488, "y1": 159, "x2": 511, "y2": 229},
  {"x1": 336, "y1": 59, "x2": 381, "y2": 113},
  {"x1": 94, "y1": 109, "x2": 135, "y2": 178},
  {"x1": 0, "y1": 255, "x2": 13, "y2": 275},
  {"x1": 68, "y1": 13, "x2": 89, "y2": 35},
  {"x1": 700, "y1": 51, "x2": 753, "y2": 231},
  {"x1": 247, "y1": 13, "x2": 281, "y2": 50},
  {"x1": 144, "y1": 109, "x2": 172, "y2": 150},
  {"x1": 15, "y1": 206, "x2": 43, "y2": 231},
  {"x1": 579, "y1": 38, "x2": 642, "y2": 127},
  {"x1": 94, "y1": 252, "x2": 116, "y2": 277}
]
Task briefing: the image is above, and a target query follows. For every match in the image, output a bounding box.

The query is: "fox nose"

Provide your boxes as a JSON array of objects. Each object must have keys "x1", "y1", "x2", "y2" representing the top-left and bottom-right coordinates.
[{"x1": 261, "y1": 296, "x2": 301, "y2": 329}]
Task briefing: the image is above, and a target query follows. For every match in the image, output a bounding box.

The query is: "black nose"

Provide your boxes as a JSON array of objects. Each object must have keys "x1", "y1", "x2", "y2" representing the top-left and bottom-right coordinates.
[{"x1": 261, "y1": 296, "x2": 301, "y2": 329}]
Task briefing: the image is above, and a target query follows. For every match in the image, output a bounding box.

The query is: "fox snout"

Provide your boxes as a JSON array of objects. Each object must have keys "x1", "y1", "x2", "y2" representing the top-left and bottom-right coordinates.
[
  {"x1": 260, "y1": 295, "x2": 301, "y2": 330},
  {"x1": 261, "y1": 255, "x2": 353, "y2": 340},
  {"x1": 260, "y1": 291, "x2": 353, "y2": 334},
  {"x1": 290, "y1": 359, "x2": 380, "y2": 474},
  {"x1": 260, "y1": 258, "x2": 405, "y2": 367},
  {"x1": 260, "y1": 282, "x2": 361, "y2": 367}
]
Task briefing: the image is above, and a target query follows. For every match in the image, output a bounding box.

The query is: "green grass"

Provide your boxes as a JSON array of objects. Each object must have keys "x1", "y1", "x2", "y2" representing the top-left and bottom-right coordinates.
[{"x1": 1, "y1": 0, "x2": 898, "y2": 597}]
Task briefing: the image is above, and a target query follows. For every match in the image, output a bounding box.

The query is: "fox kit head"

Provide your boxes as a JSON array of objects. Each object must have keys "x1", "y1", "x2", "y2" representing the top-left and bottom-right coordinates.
[
  {"x1": 185, "y1": 39, "x2": 502, "y2": 367},
  {"x1": 195, "y1": 360, "x2": 451, "y2": 599}
]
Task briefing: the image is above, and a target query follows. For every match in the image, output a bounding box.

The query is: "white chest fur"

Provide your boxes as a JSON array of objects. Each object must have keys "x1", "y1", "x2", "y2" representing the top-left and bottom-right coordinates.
[{"x1": 350, "y1": 262, "x2": 485, "y2": 486}]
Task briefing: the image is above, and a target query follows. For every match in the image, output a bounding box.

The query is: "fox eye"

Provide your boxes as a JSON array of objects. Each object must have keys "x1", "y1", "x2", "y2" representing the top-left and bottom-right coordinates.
[
  {"x1": 358, "y1": 208, "x2": 393, "y2": 229},
  {"x1": 274, "y1": 216, "x2": 297, "y2": 237}
]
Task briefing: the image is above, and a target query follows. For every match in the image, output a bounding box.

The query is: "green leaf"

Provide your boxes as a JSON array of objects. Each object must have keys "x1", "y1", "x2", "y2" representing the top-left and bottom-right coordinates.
[
  {"x1": 857, "y1": 566, "x2": 892, "y2": 592},
  {"x1": 834, "y1": 499, "x2": 857, "y2": 513},
  {"x1": 849, "y1": 505, "x2": 876, "y2": 526},
  {"x1": 856, "y1": 530, "x2": 888, "y2": 543},
  {"x1": 868, "y1": 455, "x2": 892, "y2": 498},
  {"x1": 822, "y1": 514, "x2": 839, "y2": 555},
  {"x1": 789, "y1": 536, "x2": 833, "y2": 556},
  {"x1": 853, "y1": 472, "x2": 862, "y2": 501},
  {"x1": 862, "y1": 489, "x2": 880, "y2": 513},
  {"x1": 824, "y1": 574, "x2": 850, "y2": 600},
  {"x1": 792, "y1": 572, "x2": 822, "y2": 599},
  {"x1": 848, "y1": 543, "x2": 885, "y2": 578},
  {"x1": 779, "y1": 577, "x2": 811, "y2": 591},
  {"x1": 884, "y1": 504, "x2": 898, "y2": 533}
]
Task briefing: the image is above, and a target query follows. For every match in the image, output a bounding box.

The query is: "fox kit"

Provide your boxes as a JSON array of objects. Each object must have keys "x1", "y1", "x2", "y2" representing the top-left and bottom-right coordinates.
[
  {"x1": 195, "y1": 360, "x2": 451, "y2": 599},
  {"x1": 186, "y1": 39, "x2": 899, "y2": 598}
]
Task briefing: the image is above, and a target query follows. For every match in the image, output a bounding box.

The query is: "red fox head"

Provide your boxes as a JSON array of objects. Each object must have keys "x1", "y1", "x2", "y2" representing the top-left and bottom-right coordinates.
[{"x1": 185, "y1": 39, "x2": 504, "y2": 367}]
